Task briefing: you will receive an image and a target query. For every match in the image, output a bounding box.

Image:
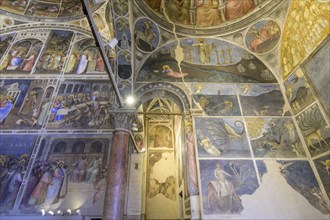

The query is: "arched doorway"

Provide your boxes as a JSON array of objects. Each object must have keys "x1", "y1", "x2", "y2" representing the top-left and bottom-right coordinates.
[{"x1": 140, "y1": 97, "x2": 184, "y2": 219}]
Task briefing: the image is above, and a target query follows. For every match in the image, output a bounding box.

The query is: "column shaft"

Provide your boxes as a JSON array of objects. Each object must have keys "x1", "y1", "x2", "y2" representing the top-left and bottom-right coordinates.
[{"x1": 103, "y1": 130, "x2": 130, "y2": 220}]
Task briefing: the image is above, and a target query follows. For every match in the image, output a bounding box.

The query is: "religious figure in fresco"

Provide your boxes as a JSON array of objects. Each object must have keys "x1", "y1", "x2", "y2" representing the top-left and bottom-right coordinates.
[
  {"x1": 7, "y1": 49, "x2": 25, "y2": 70},
  {"x1": 162, "y1": 65, "x2": 188, "y2": 78},
  {"x1": 225, "y1": 0, "x2": 255, "y2": 20},
  {"x1": 92, "y1": 171, "x2": 106, "y2": 204},
  {"x1": 21, "y1": 160, "x2": 43, "y2": 206},
  {"x1": 144, "y1": 0, "x2": 162, "y2": 13},
  {"x1": 186, "y1": 122, "x2": 199, "y2": 196},
  {"x1": 48, "y1": 52, "x2": 62, "y2": 71},
  {"x1": 44, "y1": 161, "x2": 65, "y2": 205},
  {"x1": 28, "y1": 165, "x2": 52, "y2": 205},
  {"x1": 247, "y1": 20, "x2": 281, "y2": 53},
  {"x1": 95, "y1": 53, "x2": 105, "y2": 72},
  {"x1": 59, "y1": 164, "x2": 70, "y2": 198},
  {"x1": 85, "y1": 155, "x2": 102, "y2": 184},
  {"x1": 148, "y1": 176, "x2": 176, "y2": 201},
  {"x1": 134, "y1": 19, "x2": 159, "y2": 52},
  {"x1": 195, "y1": 0, "x2": 222, "y2": 27},
  {"x1": 65, "y1": 52, "x2": 78, "y2": 73},
  {"x1": 71, "y1": 154, "x2": 88, "y2": 183},
  {"x1": 76, "y1": 52, "x2": 89, "y2": 74},
  {"x1": 152, "y1": 125, "x2": 172, "y2": 148},
  {"x1": 0, "y1": 94, "x2": 14, "y2": 125},
  {"x1": 193, "y1": 39, "x2": 213, "y2": 64},
  {"x1": 37, "y1": 101, "x2": 50, "y2": 126},
  {"x1": 207, "y1": 164, "x2": 243, "y2": 213},
  {"x1": 0, "y1": 165, "x2": 23, "y2": 207},
  {"x1": 21, "y1": 51, "x2": 37, "y2": 71},
  {"x1": 165, "y1": 0, "x2": 190, "y2": 25},
  {"x1": 21, "y1": 91, "x2": 37, "y2": 116},
  {"x1": 50, "y1": 96, "x2": 63, "y2": 122}
]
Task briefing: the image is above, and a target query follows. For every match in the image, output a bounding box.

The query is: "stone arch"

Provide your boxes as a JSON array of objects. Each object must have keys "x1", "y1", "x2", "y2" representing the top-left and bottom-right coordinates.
[{"x1": 134, "y1": 82, "x2": 191, "y2": 112}]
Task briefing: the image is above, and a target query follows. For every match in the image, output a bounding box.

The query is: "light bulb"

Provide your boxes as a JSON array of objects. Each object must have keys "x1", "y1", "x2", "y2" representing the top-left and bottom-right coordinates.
[{"x1": 126, "y1": 96, "x2": 135, "y2": 106}]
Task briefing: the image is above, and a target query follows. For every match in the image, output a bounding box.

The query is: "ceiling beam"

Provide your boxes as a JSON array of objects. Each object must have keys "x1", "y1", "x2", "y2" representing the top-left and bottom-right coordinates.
[{"x1": 81, "y1": 0, "x2": 125, "y2": 108}]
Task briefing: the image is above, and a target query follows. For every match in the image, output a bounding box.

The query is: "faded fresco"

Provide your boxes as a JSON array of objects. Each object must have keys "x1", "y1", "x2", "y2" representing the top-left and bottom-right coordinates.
[
  {"x1": 246, "y1": 118, "x2": 305, "y2": 158},
  {"x1": 25, "y1": 1, "x2": 61, "y2": 18},
  {"x1": 137, "y1": 38, "x2": 277, "y2": 83},
  {"x1": 34, "y1": 30, "x2": 74, "y2": 74},
  {"x1": 0, "y1": 0, "x2": 100, "y2": 18},
  {"x1": 185, "y1": 120, "x2": 199, "y2": 196},
  {"x1": 276, "y1": 160, "x2": 329, "y2": 214},
  {"x1": 65, "y1": 38, "x2": 106, "y2": 75},
  {"x1": 0, "y1": 135, "x2": 38, "y2": 210},
  {"x1": 284, "y1": 68, "x2": 316, "y2": 115},
  {"x1": 19, "y1": 134, "x2": 111, "y2": 216},
  {"x1": 245, "y1": 20, "x2": 281, "y2": 54},
  {"x1": 115, "y1": 17, "x2": 131, "y2": 50},
  {"x1": 0, "y1": 0, "x2": 29, "y2": 14},
  {"x1": 118, "y1": 80, "x2": 132, "y2": 98},
  {"x1": 192, "y1": 84, "x2": 241, "y2": 116},
  {"x1": 238, "y1": 84, "x2": 286, "y2": 116},
  {"x1": 303, "y1": 39, "x2": 330, "y2": 115},
  {"x1": 0, "y1": 79, "x2": 56, "y2": 129},
  {"x1": 147, "y1": 150, "x2": 180, "y2": 219},
  {"x1": 113, "y1": 0, "x2": 129, "y2": 16},
  {"x1": 296, "y1": 104, "x2": 330, "y2": 157},
  {"x1": 250, "y1": 160, "x2": 330, "y2": 219},
  {"x1": 47, "y1": 80, "x2": 115, "y2": 129},
  {"x1": 134, "y1": 17, "x2": 160, "y2": 53},
  {"x1": 0, "y1": 33, "x2": 14, "y2": 58},
  {"x1": 195, "y1": 117, "x2": 250, "y2": 158},
  {"x1": 148, "y1": 125, "x2": 173, "y2": 149},
  {"x1": 117, "y1": 49, "x2": 132, "y2": 79},
  {"x1": 142, "y1": 0, "x2": 257, "y2": 27},
  {"x1": 199, "y1": 160, "x2": 259, "y2": 215},
  {"x1": 281, "y1": 0, "x2": 330, "y2": 79},
  {"x1": 314, "y1": 154, "x2": 330, "y2": 200}
]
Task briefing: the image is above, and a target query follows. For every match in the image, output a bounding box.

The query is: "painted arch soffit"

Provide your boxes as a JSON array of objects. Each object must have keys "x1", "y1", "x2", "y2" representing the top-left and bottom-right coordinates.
[
  {"x1": 135, "y1": 0, "x2": 285, "y2": 36},
  {"x1": 0, "y1": 0, "x2": 105, "y2": 22},
  {"x1": 135, "y1": 82, "x2": 191, "y2": 112},
  {"x1": 136, "y1": 38, "x2": 278, "y2": 84}
]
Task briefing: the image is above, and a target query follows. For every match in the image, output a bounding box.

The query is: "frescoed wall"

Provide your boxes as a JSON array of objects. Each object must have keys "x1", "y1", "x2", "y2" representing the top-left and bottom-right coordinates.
[
  {"x1": 0, "y1": 79, "x2": 56, "y2": 130},
  {"x1": 0, "y1": 0, "x2": 330, "y2": 219},
  {"x1": 137, "y1": 38, "x2": 277, "y2": 83},
  {"x1": 47, "y1": 80, "x2": 115, "y2": 129},
  {"x1": 280, "y1": 0, "x2": 330, "y2": 79},
  {"x1": 191, "y1": 84, "x2": 241, "y2": 116},
  {"x1": 303, "y1": 39, "x2": 330, "y2": 116},
  {"x1": 18, "y1": 134, "x2": 112, "y2": 216},
  {"x1": 0, "y1": 135, "x2": 38, "y2": 210},
  {"x1": 284, "y1": 68, "x2": 316, "y2": 115}
]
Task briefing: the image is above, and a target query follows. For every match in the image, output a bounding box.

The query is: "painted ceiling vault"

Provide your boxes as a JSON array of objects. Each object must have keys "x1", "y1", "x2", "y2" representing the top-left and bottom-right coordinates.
[{"x1": 0, "y1": 0, "x2": 330, "y2": 219}]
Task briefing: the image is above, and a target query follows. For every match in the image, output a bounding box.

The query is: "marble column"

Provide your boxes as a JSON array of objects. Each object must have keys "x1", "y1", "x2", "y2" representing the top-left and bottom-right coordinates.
[{"x1": 103, "y1": 110, "x2": 135, "y2": 220}]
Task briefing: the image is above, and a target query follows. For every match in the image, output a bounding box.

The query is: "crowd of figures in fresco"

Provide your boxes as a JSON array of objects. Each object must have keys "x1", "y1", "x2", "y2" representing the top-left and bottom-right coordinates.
[
  {"x1": 0, "y1": 135, "x2": 110, "y2": 215},
  {"x1": 0, "y1": 154, "x2": 30, "y2": 208},
  {"x1": 143, "y1": 0, "x2": 258, "y2": 27},
  {"x1": 0, "y1": 78, "x2": 116, "y2": 130},
  {"x1": 19, "y1": 155, "x2": 107, "y2": 208}
]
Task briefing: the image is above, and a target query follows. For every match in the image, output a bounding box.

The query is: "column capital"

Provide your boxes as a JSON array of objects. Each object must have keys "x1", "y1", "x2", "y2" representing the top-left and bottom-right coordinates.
[{"x1": 110, "y1": 108, "x2": 136, "y2": 132}]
